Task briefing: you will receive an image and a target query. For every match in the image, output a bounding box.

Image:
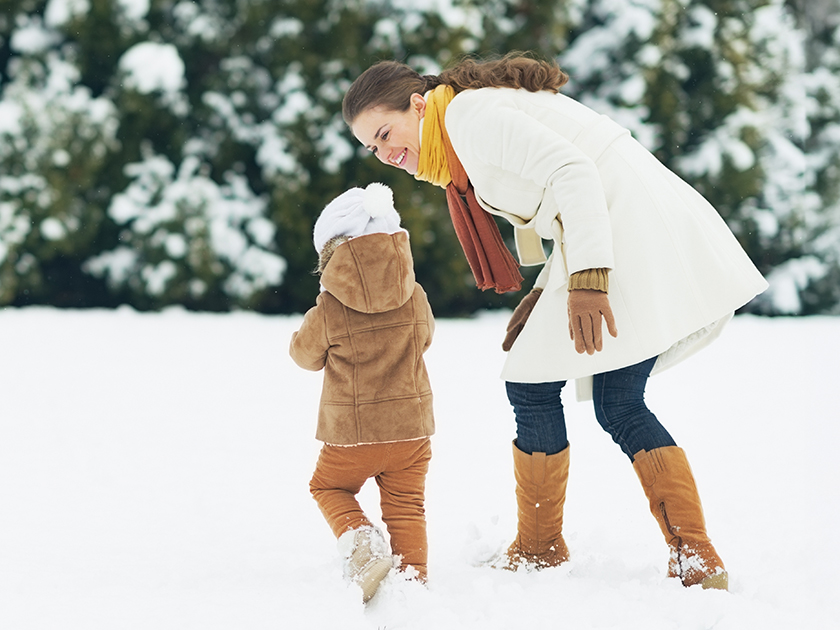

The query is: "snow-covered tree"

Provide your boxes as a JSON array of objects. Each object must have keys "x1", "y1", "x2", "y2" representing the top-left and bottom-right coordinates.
[
  {"x1": 0, "y1": 12, "x2": 119, "y2": 306},
  {"x1": 184, "y1": 0, "x2": 499, "y2": 315},
  {"x1": 755, "y1": 0, "x2": 840, "y2": 314},
  {"x1": 84, "y1": 149, "x2": 285, "y2": 309},
  {"x1": 560, "y1": 0, "x2": 840, "y2": 315},
  {"x1": 2, "y1": 0, "x2": 840, "y2": 315}
]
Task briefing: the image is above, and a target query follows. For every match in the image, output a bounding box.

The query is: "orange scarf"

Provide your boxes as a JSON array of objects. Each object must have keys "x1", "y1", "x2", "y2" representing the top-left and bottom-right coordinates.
[{"x1": 415, "y1": 86, "x2": 523, "y2": 294}]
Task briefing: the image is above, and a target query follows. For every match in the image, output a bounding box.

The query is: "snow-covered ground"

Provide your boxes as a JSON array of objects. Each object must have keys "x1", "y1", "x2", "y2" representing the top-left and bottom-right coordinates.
[{"x1": 0, "y1": 307, "x2": 837, "y2": 629}]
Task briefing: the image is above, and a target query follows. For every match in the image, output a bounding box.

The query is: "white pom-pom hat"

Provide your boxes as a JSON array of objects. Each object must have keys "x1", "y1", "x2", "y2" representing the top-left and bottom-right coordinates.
[{"x1": 313, "y1": 183, "x2": 403, "y2": 253}]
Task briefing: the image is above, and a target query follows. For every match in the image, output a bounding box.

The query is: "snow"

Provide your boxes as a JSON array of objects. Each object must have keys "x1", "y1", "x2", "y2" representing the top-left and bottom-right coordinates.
[
  {"x1": 682, "y1": 5, "x2": 717, "y2": 50},
  {"x1": 0, "y1": 307, "x2": 837, "y2": 629},
  {"x1": 39, "y1": 217, "x2": 67, "y2": 241},
  {"x1": 44, "y1": 0, "x2": 90, "y2": 28},
  {"x1": 86, "y1": 152, "x2": 286, "y2": 301},
  {"x1": 269, "y1": 17, "x2": 304, "y2": 38},
  {"x1": 0, "y1": 102, "x2": 23, "y2": 135},
  {"x1": 762, "y1": 256, "x2": 828, "y2": 314},
  {"x1": 676, "y1": 108, "x2": 758, "y2": 177},
  {"x1": 119, "y1": 42, "x2": 185, "y2": 97},
  {"x1": 116, "y1": 0, "x2": 150, "y2": 22},
  {"x1": 9, "y1": 19, "x2": 60, "y2": 55},
  {"x1": 561, "y1": 0, "x2": 658, "y2": 76}
]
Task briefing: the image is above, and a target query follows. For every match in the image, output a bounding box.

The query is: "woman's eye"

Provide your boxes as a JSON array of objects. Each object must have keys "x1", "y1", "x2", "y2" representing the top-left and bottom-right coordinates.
[{"x1": 382, "y1": 131, "x2": 389, "y2": 141}]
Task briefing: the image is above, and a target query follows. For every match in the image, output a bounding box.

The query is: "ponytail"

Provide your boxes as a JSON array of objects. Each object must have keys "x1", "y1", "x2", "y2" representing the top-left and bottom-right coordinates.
[{"x1": 440, "y1": 52, "x2": 568, "y2": 94}]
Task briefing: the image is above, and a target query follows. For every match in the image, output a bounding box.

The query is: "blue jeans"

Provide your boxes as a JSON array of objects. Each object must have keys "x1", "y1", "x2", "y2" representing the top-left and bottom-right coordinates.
[{"x1": 506, "y1": 357, "x2": 676, "y2": 461}]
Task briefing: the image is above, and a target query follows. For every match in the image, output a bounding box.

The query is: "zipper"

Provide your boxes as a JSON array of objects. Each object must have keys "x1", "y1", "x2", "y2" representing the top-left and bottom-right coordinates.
[{"x1": 660, "y1": 501, "x2": 683, "y2": 573}]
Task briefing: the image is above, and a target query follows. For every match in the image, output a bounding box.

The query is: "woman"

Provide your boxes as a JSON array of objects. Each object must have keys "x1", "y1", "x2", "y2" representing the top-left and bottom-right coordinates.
[{"x1": 342, "y1": 53, "x2": 767, "y2": 590}]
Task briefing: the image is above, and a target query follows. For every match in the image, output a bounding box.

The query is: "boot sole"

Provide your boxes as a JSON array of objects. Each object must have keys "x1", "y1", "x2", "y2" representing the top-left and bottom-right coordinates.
[{"x1": 700, "y1": 571, "x2": 729, "y2": 591}]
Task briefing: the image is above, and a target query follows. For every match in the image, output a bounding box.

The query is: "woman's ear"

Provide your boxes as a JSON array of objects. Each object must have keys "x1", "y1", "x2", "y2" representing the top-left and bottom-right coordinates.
[{"x1": 410, "y1": 93, "x2": 426, "y2": 118}]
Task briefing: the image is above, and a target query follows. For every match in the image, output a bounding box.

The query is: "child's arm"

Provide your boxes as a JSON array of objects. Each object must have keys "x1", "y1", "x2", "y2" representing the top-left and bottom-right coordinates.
[{"x1": 289, "y1": 297, "x2": 329, "y2": 371}]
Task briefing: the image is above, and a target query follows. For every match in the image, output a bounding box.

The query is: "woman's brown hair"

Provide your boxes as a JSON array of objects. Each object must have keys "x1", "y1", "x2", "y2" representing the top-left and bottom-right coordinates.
[{"x1": 342, "y1": 52, "x2": 569, "y2": 125}]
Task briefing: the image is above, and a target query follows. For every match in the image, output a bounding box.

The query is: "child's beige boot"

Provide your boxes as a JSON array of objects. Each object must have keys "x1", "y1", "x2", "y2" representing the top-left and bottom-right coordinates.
[{"x1": 337, "y1": 525, "x2": 394, "y2": 603}]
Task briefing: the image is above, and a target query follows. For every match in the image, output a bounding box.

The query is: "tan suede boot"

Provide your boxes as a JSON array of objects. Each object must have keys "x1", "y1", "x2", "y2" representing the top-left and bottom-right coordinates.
[
  {"x1": 337, "y1": 525, "x2": 394, "y2": 603},
  {"x1": 633, "y1": 447, "x2": 729, "y2": 590},
  {"x1": 500, "y1": 441, "x2": 570, "y2": 570}
]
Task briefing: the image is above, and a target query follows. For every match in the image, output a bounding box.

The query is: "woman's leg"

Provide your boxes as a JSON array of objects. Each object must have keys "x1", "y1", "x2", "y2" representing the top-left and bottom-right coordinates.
[
  {"x1": 592, "y1": 356, "x2": 676, "y2": 460},
  {"x1": 502, "y1": 381, "x2": 571, "y2": 569},
  {"x1": 594, "y1": 358, "x2": 727, "y2": 589},
  {"x1": 505, "y1": 380, "x2": 569, "y2": 455}
]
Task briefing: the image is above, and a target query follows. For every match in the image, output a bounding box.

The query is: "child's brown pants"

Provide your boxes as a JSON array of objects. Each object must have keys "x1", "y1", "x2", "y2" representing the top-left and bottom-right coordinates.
[{"x1": 309, "y1": 438, "x2": 431, "y2": 580}]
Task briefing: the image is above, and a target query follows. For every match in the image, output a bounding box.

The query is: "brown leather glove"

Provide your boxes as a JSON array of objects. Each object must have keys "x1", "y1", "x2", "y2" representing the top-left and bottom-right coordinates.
[
  {"x1": 567, "y1": 289, "x2": 618, "y2": 355},
  {"x1": 502, "y1": 288, "x2": 543, "y2": 351}
]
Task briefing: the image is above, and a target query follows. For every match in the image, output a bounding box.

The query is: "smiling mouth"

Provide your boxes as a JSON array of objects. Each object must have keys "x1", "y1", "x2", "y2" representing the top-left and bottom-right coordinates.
[{"x1": 391, "y1": 149, "x2": 407, "y2": 167}]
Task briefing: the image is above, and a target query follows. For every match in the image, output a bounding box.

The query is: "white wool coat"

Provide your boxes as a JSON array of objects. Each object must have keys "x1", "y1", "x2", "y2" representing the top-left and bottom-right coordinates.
[{"x1": 443, "y1": 88, "x2": 768, "y2": 396}]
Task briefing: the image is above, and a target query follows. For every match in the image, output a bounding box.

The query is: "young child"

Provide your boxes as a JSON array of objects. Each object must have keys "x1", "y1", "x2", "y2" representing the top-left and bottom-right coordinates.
[{"x1": 289, "y1": 183, "x2": 435, "y2": 603}]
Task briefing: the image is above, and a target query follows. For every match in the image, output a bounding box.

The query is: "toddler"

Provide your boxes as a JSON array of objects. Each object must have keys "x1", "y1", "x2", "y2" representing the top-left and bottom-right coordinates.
[{"x1": 289, "y1": 183, "x2": 435, "y2": 603}]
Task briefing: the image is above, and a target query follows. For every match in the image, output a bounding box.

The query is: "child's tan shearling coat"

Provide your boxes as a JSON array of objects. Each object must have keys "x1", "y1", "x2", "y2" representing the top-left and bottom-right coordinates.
[{"x1": 290, "y1": 231, "x2": 435, "y2": 446}]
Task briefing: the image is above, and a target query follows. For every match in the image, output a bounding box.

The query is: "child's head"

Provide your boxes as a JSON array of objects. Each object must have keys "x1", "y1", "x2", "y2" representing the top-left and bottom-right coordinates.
[{"x1": 313, "y1": 183, "x2": 402, "y2": 273}]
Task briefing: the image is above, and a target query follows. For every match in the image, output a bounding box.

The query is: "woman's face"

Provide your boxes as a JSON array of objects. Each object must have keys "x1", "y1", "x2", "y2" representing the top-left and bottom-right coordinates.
[{"x1": 351, "y1": 93, "x2": 426, "y2": 175}]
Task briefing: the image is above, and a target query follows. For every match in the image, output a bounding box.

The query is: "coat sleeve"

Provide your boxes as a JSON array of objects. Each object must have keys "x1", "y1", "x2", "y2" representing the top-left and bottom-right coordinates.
[
  {"x1": 425, "y1": 298, "x2": 435, "y2": 350},
  {"x1": 289, "y1": 297, "x2": 330, "y2": 371},
  {"x1": 446, "y1": 90, "x2": 615, "y2": 275},
  {"x1": 416, "y1": 288, "x2": 435, "y2": 351}
]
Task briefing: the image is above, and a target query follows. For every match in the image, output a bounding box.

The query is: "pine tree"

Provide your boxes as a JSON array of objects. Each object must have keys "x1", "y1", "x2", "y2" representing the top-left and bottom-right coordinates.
[
  {"x1": 189, "y1": 0, "x2": 516, "y2": 315},
  {"x1": 0, "y1": 7, "x2": 119, "y2": 306},
  {"x1": 757, "y1": 0, "x2": 840, "y2": 314},
  {"x1": 3, "y1": 0, "x2": 840, "y2": 315},
  {"x1": 560, "y1": 0, "x2": 840, "y2": 314}
]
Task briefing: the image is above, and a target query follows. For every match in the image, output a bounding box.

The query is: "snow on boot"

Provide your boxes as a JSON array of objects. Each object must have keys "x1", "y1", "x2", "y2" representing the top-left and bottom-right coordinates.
[{"x1": 337, "y1": 525, "x2": 394, "y2": 603}]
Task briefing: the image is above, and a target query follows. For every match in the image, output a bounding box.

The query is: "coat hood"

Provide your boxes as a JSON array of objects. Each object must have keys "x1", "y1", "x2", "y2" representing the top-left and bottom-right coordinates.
[{"x1": 320, "y1": 231, "x2": 415, "y2": 313}]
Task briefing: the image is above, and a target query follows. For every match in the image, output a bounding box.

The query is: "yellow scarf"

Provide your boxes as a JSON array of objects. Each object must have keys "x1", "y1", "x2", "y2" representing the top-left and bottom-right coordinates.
[
  {"x1": 414, "y1": 85, "x2": 455, "y2": 189},
  {"x1": 410, "y1": 84, "x2": 523, "y2": 294}
]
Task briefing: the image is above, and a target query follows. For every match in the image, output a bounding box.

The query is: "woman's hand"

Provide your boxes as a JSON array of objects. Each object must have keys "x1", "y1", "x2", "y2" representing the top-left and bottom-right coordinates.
[
  {"x1": 567, "y1": 289, "x2": 618, "y2": 354},
  {"x1": 502, "y1": 288, "x2": 543, "y2": 351}
]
